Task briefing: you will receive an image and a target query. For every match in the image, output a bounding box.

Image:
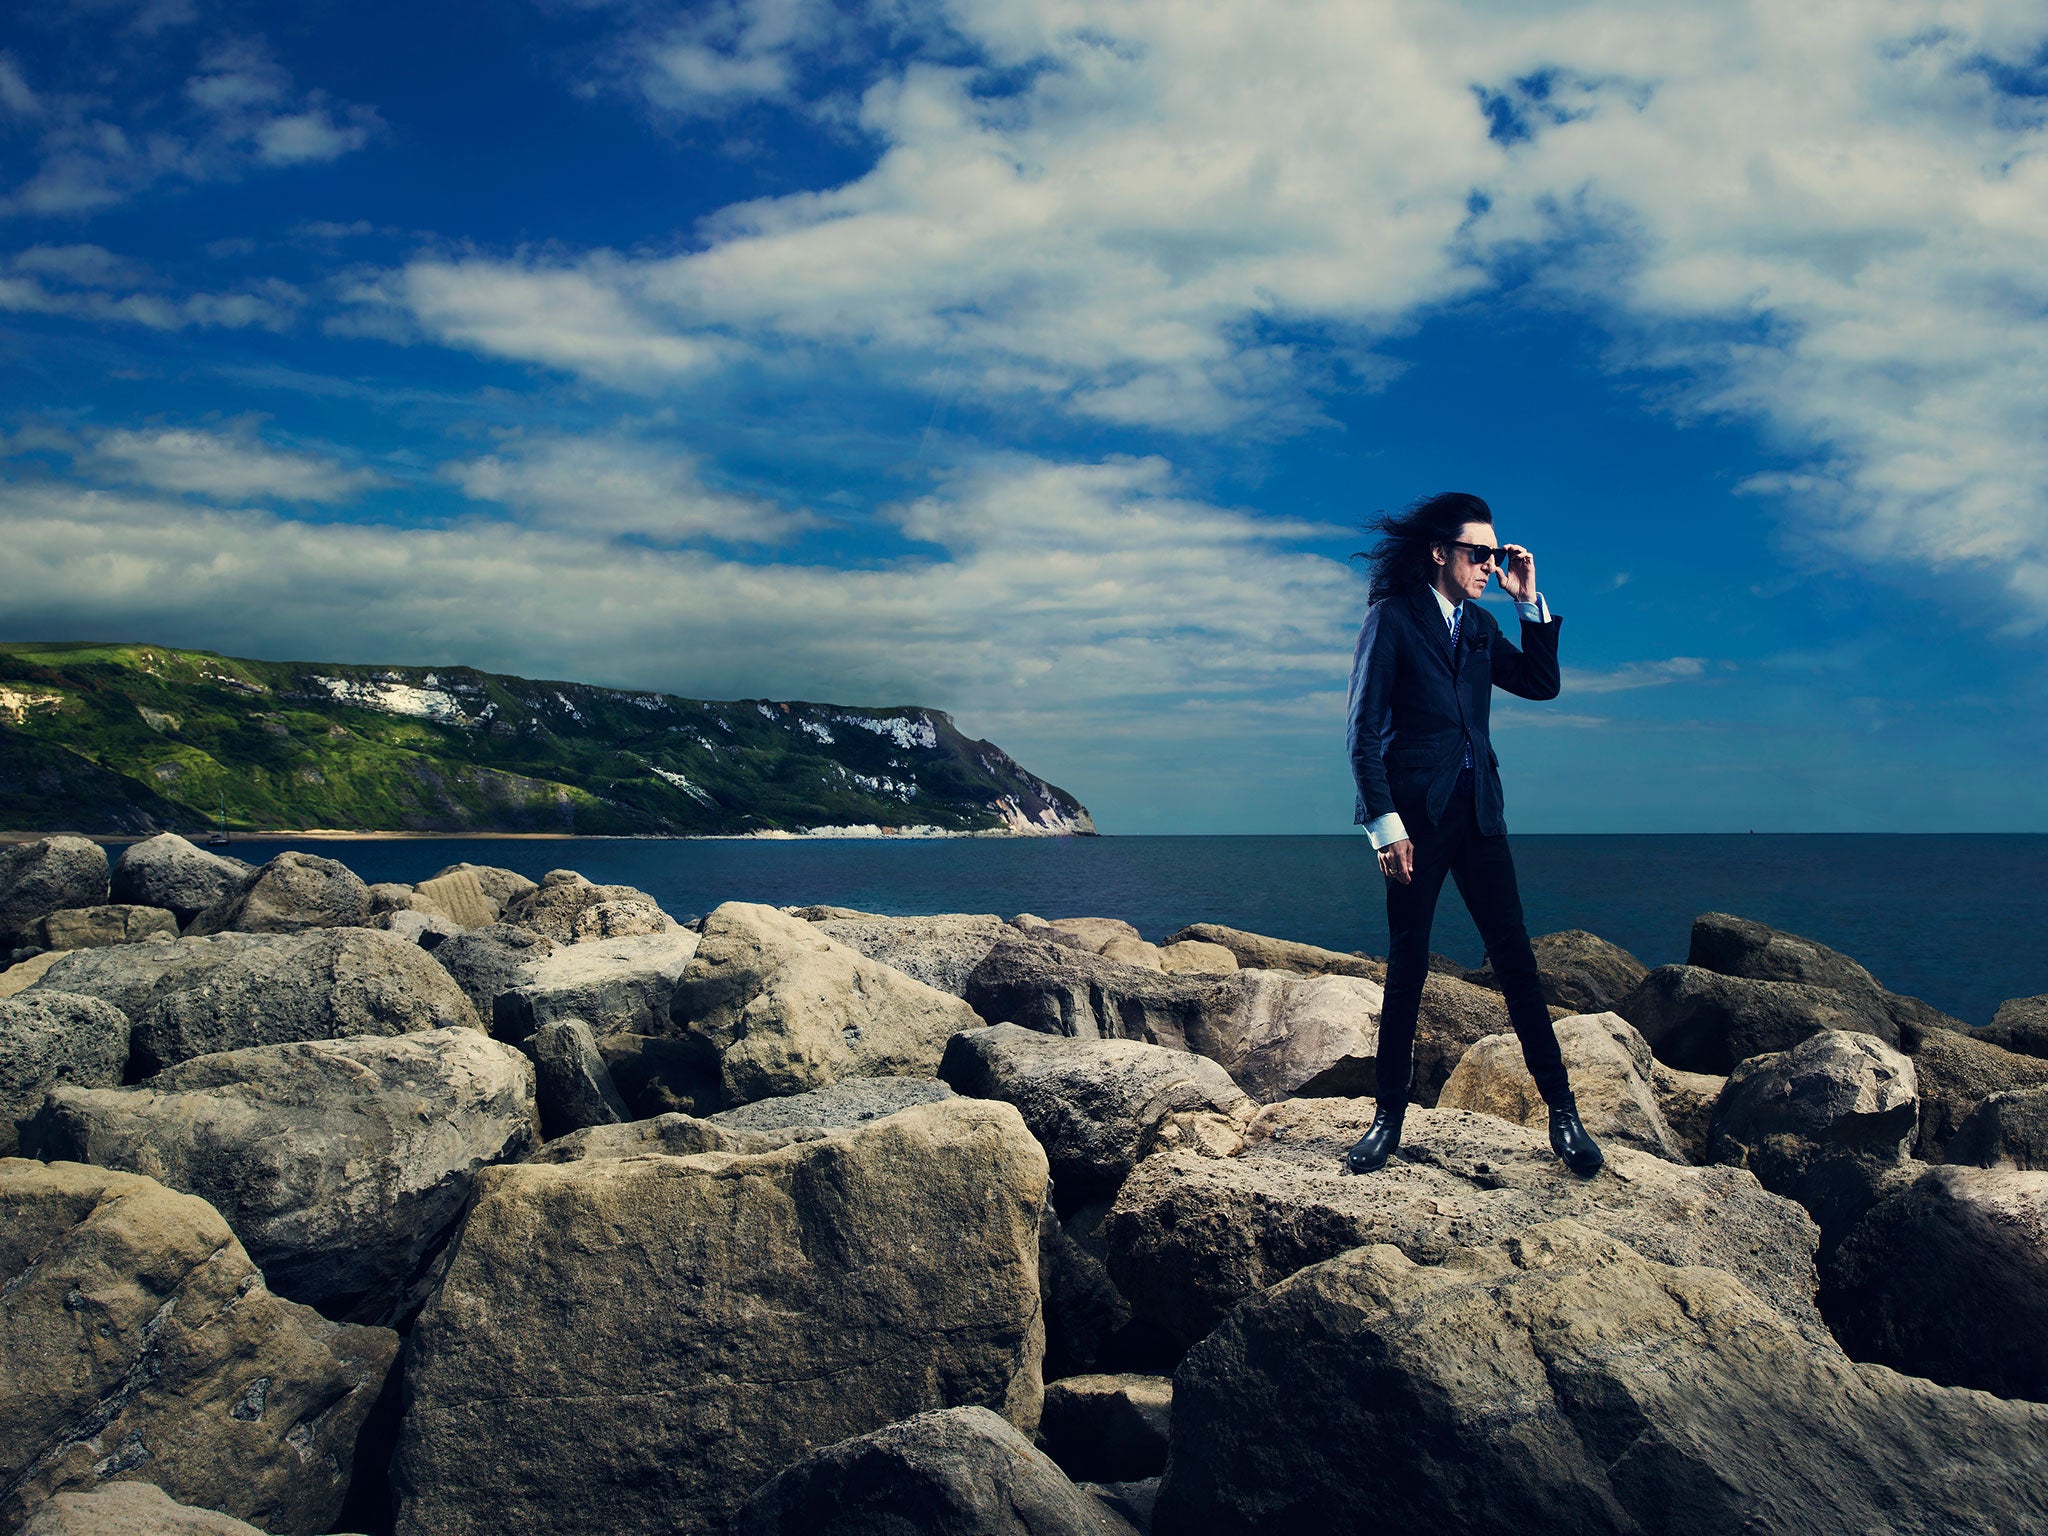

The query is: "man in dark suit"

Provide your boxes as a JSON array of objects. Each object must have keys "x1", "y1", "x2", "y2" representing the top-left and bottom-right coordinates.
[{"x1": 1342, "y1": 490, "x2": 1602, "y2": 1177}]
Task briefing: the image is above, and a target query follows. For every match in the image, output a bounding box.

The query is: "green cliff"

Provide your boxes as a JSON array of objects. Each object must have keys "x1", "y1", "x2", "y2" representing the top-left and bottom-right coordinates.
[{"x1": 0, "y1": 642, "x2": 1094, "y2": 838}]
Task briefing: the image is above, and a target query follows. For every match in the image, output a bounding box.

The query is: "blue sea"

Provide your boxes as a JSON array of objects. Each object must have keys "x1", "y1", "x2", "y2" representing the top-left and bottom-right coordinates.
[{"x1": 228, "y1": 834, "x2": 2048, "y2": 1029}]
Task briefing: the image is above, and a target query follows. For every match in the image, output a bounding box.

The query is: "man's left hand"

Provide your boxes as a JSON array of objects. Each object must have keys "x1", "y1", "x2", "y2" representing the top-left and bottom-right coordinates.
[{"x1": 1497, "y1": 543, "x2": 1536, "y2": 604}]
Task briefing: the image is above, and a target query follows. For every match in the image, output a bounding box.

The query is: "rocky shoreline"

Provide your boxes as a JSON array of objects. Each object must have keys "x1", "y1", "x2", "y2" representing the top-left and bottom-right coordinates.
[{"x1": 3, "y1": 831, "x2": 2046, "y2": 1535}]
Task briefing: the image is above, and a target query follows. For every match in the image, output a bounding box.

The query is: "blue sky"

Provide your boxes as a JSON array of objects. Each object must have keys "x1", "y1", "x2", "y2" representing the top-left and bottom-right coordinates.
[{"x1": 2, "y1": 0, "x2": 2045, "y2": 833}]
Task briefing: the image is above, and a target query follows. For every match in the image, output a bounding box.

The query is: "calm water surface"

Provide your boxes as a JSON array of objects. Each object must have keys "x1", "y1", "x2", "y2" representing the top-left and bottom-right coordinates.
[{"x1": 232, "y1": 833, "x2": 2048, "y2": 1028}]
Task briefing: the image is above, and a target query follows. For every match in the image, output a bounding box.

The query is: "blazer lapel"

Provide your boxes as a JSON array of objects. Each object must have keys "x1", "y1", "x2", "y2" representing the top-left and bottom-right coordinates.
[{"x1": 1409, "y1": 588, "x2": 1454, "y2": 672}]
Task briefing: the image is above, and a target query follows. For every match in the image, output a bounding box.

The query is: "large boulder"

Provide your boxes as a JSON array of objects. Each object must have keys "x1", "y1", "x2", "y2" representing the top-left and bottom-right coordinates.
[
  {"x1": 728, "y1": 1406, "x2": 1135, "y2": 1536},
  {"x1": 1438, "y1": 1011, "x2": 1688, "y2": 1163},
  {"x1": 1104, "y1": 1098, "x2": 1824, "y2": 1355},
  {"x1": 1, "y1": 991, "x2": 131, "y2": 1157},
  {"x1": 1688, "y1": 911, "x2": 1965, "y2": 1035},
  {"x1": 0, "y1": 949, "x2": 69, "y2": 1000},
  {"x1": 26, "y1": 1030, "x2": 538, "y2": 1324},
  {"x1": 1159, "y1": 923, "x2": 1381, "y2": 979},
  {"x1": 965, "y1": 932, "x2": 1461, "y2": 1104},
  {"x1": 1827, "y1": 1164, "x2": 2048, "y2": 1401},
  {"x1": 1618, "y1": 964, "x2": 1895, "y2": 1073},
  {"x1": 1907, "y1": 1026, "x2": 2048, "y2": 1161},
  {"x1": 0, "y1": 1160, "x2": 397, "y2": 1534},
  {"x1": 38, "y1": 906, "x2": 180, "y2": 951},
  {"x1": 1155, "y1": 1219, "x2": 2048, "y2": 1536},
  {"x1": 501, "y1": 869, "x2": 672, "y2": 942},
  {"x1": 429, "y1": 861, "x2": 536, "y2": 911},
  {"x1": 1155, "y1": 940, "x2": 1237, "y2": 975},
  {"x1": 1185, "y1": 970, "x2": 1384, "y2": 1103},
  {"x1": 1707, "y1": 1030, "x2": 1919, "y2": 1248},
  {"x1": 667, "y1": 902, "x2": 981, "y2": 1108},
  {"x1": 1948, "y1": 1085, "x2": 2048, "y2": 1170},
  {"x1": 0, "y1": 835, "x2": 109, "y2": 949},
  {"x1": 1980, "y1": 994, "x2": 2048, "y2": 1058},
  {"x1": 496, "y1": 930, "x2": 699, "y2": 1043},
  {"x1": 391, "y1": 1098, "x2": 1048, "y2": 1536},
  {"x1": 1038, "y1": 1375, "x2": 1171, "y2": 1485},
  {"x1": 407, "y1": 868, "x2": 496, "y2": 929},
  {"x1": 809, "y1": 912, "x2": 1010, "y2": 995},
  {"x1": 17, "y1": 1481, "x2": 294, "y2": 1535},
  {"x1": 110, "y1": 835, "x2": 252, "y2": 928},
  {"x1": 423, "y1": 923, "x2": 555, "y2": 1035},
  {"x1": 187, "y1": 852, "x2": 371, "y2": 936},
  {"x1": 940, "y1": 1024, "x2": 1254, "y2": 1210},
  {"x1": 525, "y1": 1110, "x2": 809, "y2": 1162},
  {"x1": 1043, "y1": 917, "x2": 1144, "y2": 954},
  {"x1": 530, "y1": 1018, "x2": 630, "y2": 1140},
  {"x1": 1468, "y1": 929, "x2": 1648, "y2": 1015},
  {"x1": 29, "y1": 930, "x2": 481, "y2": 1074}
]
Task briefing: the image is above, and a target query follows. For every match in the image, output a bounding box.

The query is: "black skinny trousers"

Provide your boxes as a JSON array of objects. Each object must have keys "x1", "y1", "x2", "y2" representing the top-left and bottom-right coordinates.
[{"x1": 1375, "y1": 770, "x2": 1571, "y2": 1110}]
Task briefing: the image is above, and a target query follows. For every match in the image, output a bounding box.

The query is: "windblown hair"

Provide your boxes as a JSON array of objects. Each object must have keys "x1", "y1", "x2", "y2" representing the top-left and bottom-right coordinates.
[{"x1": 1353, "y1": 491, "x2": 1494, "y2": 604}]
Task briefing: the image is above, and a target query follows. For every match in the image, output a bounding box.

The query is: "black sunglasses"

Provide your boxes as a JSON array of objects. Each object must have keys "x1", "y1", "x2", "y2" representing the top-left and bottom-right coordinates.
[{"x1": 1447, "y1": 540, "x2": 1511, "y2": 566}]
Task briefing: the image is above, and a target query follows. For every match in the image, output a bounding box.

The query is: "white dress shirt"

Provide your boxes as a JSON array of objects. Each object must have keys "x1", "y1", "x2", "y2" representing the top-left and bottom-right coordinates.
[{"x1": 1364, "y1": 588, "x2": 1551, "y2": 851}]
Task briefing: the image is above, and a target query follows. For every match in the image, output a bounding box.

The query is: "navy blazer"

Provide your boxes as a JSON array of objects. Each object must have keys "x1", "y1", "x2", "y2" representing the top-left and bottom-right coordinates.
[{"x1": 1346, "y1": 586, "x2": 1562, "y2": 837}]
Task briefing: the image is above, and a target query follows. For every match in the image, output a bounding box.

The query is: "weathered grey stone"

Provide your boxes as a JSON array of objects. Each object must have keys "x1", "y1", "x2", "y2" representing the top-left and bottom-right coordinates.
[
  {"x1": 391, "y1": 1099, "x2": 1049, "y2": 1536},
  {"x1": 19, "y1": 1480, "x2": 298, "y2": 1535},
  {"x1": 1469, "y1": 929, "x2": 1648, "y2": 1015},
  {"x1": 408, "y1": 868, "x2": 495, "y2": 929},
  {"x1": 965, "y1": 931, "x2": 1215, "y2": 1047},
  {"x1": 0, "y1": 1160, "x2": 397, "y2": 1535},
  {"x1": 423, "y1": 923, "x2": 554, "y2": 1035},
  {"x1": 1908, "y1": 1025, "x2": 2048, "y2": 1161},
  {"x1": 1828, "y1": 1163, "x2": 2048, "y2": 1401},
  {"x1": 38, "y1": 906, "x2": 179, "y2": 951},
  {"x1": 1708, "y1": 1030, "x2": 1919, "y2": 1248},
  {"x1": 29, "y1": 930, "x2": 482, "y2": 1075},
  {"x1": 1159, "y1": 923, "x2": 1382, "y2": 980},
  {"x1": 1980, "y1": 994, "x2": 2048, "y2": 1059},
  {"x1": 1948, "y1": 1085, "x2": 2048, "y2": 1170},
  {"x1": 940, "y1": 1024, "x2": 1254, "y2": 1209},
  {"x1": 26, "y1": 1030, "x2": 538, "y2": 1324},
  {"x1": 1185, "y1": 970, "x2": 1384, "y2": 1103},
  {"x1": 501, "y1": 869, "x2": 670, "y2": 942},
  {"x1": 668, "y1": 901, "x2": 982, "y2": 1107},
  {"x1": 530, "y1": 1018, "x2": 629, "y2": 1140},
  {"x1": 363, "y1": 883, "x2": 417, "y2": 916},
  {"x1": 1104, "y1": 1098, "x2": 1824, "y2": 1355},
  {"x1": 372, "y1": 909, "x2": 459, "y2": 945},
  {"x1": 1156, "y1": 1219, "x2": 2048, "y2": 1536},
  {"x1": 568, "y1": 899, "x2": 675, "y2": 940},
  {"x1": 1651, "y1": 1063, "x2": 1726, "y2": 1165},
  {"x1": 1619, "y1": 964, "x2": 1896, "y2": 1073},
  {"x1": 729, "y1": 1406, "x2": 1135, "y2": 1536},
  {"x1": 706, "y1": 1074, "x2": 956, "y2": 1133},
  {"x1": 429, "y1": 861, "x2": 534, "y2": 909},
  {"x1": 109, "y1": 836, "x2": 251, "y2": 929},
  {"x1": 526, "y1": 1110, "x2": 809, "y2": 1162},
  {"x1": 186, "y1": 851, "x2": 372, "y2": 937},
  {"x1": 1438, "y1": 1011, "x2": 1688, "y2": 1162},
  {"x1": 1155, "y1": 940, "x2": 1237, "y2": 975},
  {"x1": 1039, "y1": 1375, "x2": 1171, "y2": 1485},
  {"x1": 0, "y1": 991, "x2": 130, "y2": 1157},
  {"x1": 1046, "y1": 917, "x2": 1145, "y2": 954},
  {"x1": 496, "y1": 930, "x2": 698, "y2": 1044},
  {"x1": 1, "y1": 835, "x2": 109, "y2": 949},
  {"x1": 1039, "y1": 1203, "x2": 1135, "y2": 1381},
  {"x1": 1688, "y1": 911, "x2": 1966, "y2": 1035},
  {"x1": 595, "y1": 1031, "x2": 722, "y2": 1118}
]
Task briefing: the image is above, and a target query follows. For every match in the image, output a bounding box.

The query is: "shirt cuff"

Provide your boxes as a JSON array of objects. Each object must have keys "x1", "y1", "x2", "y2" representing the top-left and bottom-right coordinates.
[
  {"x1": 1515, "y1": 591, "x2": 1552, "y2": 624},
  {"x1": 1365, "y1": 811, "x2": 1409, "y2": 850}
]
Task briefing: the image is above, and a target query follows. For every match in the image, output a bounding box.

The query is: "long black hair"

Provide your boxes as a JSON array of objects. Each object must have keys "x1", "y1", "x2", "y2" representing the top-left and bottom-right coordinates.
[{"x1": 1352, "y1": 491, "x2": 1493, "y2": 604}]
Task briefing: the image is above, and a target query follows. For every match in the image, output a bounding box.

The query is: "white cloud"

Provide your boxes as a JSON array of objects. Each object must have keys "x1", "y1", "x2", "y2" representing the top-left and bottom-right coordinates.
[
  {"x1": 80, "y1": 425, "x2": 382, "y2": 504},
  {"x1": 1563, "y1": 657, "x2": 1711, "y2": 694},
  {"x1": 361, "y1": 1, "x2": 2048, "y2": 617},
  {"x1": 0, "y1": 248, "x2": 300, "y2": 330},
  {"x1": 0, "y1": 35, "x2": 379, "y2": 217},
  {"x1": 447, "y1": 433, "x2": 814, "y2": 542},
  {"x1": 0, "y1": 449, "x2": 1361, "y2": 808}
]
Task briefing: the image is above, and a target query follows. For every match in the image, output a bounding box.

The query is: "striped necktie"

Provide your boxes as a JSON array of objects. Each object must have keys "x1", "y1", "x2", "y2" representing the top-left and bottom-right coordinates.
[{"x1": 1449, "y1": 604, "x2": 1472, "y2": 771}]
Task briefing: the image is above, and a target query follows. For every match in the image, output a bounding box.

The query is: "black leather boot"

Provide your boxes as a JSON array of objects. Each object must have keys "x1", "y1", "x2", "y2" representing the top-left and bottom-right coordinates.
[
  {"x1": 1549, "y1": 1095, "x2": 1604, "y2": 1177},
  {"x1": 1345, "y1": 1104, "x2": 1405, "y2": 1174}
]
